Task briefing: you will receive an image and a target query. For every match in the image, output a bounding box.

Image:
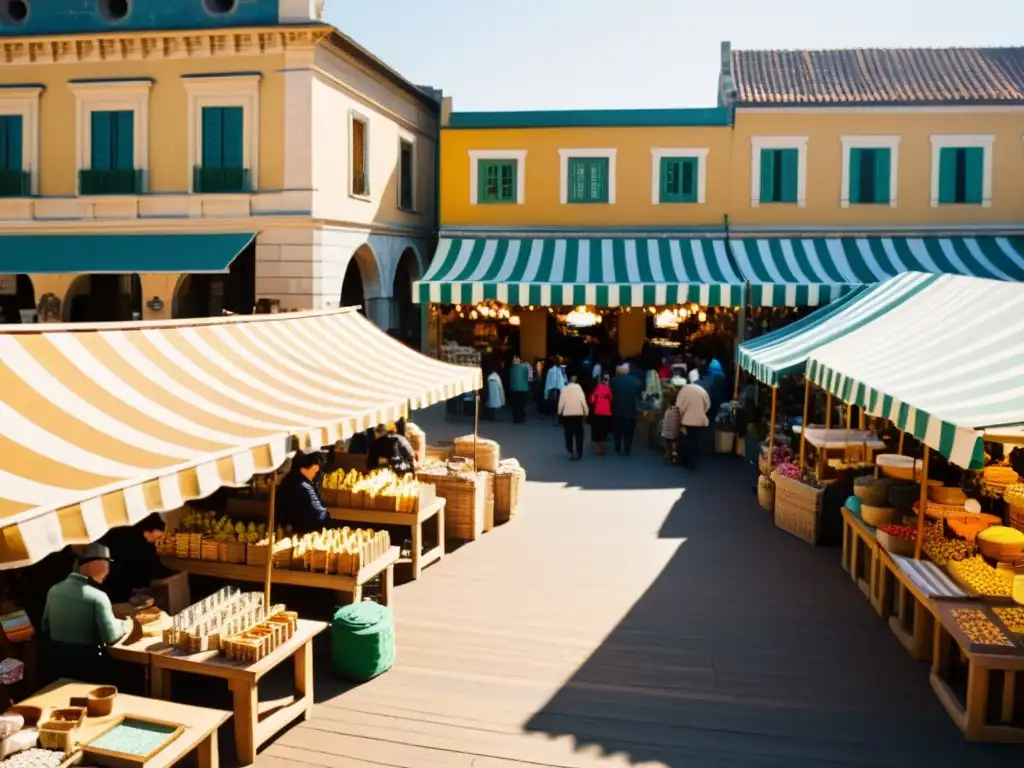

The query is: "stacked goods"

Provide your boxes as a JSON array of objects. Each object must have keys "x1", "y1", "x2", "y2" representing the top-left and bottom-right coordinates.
[
  {"x1": 1004, "y1": 483, "x2": 1024, "y2": 531},
  {"x1": 454, "y1": 435, "x2": 500, "y2": 472},
  {"x1": 854, "y1": 476, "x2": 892, "y2": 506},
  {"x1": 947, "y1": 556, "x2": 1013, "y2": 597},
  {"x1": 163, "y1": 587, "x2": 274, "y2": 653},
  {"x1": 993, "y1": 606, "x2": 1024, "y2": 634},
  {"x1": 771, "y1": 471, "x2": 825, "y2": 545},
  {"x1": 417, "y1": 467, "x2": 489, "y2": 541},
  {"x1": 222, "y1": 610, "x2": 299, "y2": 664},
  {"x1": 493, "y1": 459, "x2": 526, "y2": 524},
  {"x1": 951, "y1": 608, "x2": 1014, "y2": 648},
  {"x1": 976, "y1": 526, "x2": 1024, "y2": 562},
  {"x1": 982, "y1": 464, "x2": 1019, "y2": 497},
  {"x1": 161, "y1": 510, "x2": 269, "y2": 564},
  {"x1": 251, "y1": 527, "x2": 390, "y2": 575},
  {"x1": 947, "y1": 513, "x2": 1001, "y2": 542},
  {"x1": 860, "y1": 504, "x2": 901, "y2": 527},
  {"x1": 929, "y1": 486, "x2": 968, "y2": 506},
  {"x1": 321, "y1": 468, "x2": 433, "y2": 513},
  {"x1": 876, "y1": 524, "x2": 917, "y2": 556},
  {"x1": 922, "y1": 521, "x2": 971, "y2": 565}
]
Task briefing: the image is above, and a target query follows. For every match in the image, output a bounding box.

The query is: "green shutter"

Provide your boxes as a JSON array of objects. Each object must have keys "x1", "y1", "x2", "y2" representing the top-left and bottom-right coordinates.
[
  {"x1": 499, "y1": 161, "x2": 515, "y2": 201},
  {"x1": 779, "y1": 149, "x2": 799, "y2": 203},
  {"x1": 478, "y1": 160, "x2": 516, "y2": 203},
  {"x1": 759, "y1": 149, "x2": 776, "y2": 202},
  {"x1": 680, "y1": 157, "x2": 697, "y2": 202},
  {"x1": 659, "y1": 157, "x2": 676, "y2": 202},
  {"x1": 873, "y1": 148, "x2": 891, "y2": 204},
  {"x1": 568, "y1": 158, "x2": 586, "y2": 202},
  {"x1": 0, "y1": 115, "x2": 21, "y2": 171},
  {"x1": 91, "y1": 111, "x2": 113, "y2": 171},
  {"x1": 221, "y1": 107, "x2": 244, "y2": 169},
  {"x1": 938, "y1": 147, "x2": 957, "y2": 204},
  {"x1": 113, "y1": 111, "x2": 133, "y2": 171},
  {"x1": 589, "y1": 158, "x2": 608, "y2": 202},
  {"x1": 201, "y1": 107, "x2": 223, "y2": 167},
  {"x1": 849, "y1": 148, "x2": 863, "y2": 204},
  {"x1": 963, "y1": 146, "x2": 984, "y2": 204}
]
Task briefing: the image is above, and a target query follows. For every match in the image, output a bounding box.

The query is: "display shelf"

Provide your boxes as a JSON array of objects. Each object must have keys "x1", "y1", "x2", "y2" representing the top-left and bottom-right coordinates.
[{"x1": 840, "y1": 506, "x2": 882, "y2": 612}]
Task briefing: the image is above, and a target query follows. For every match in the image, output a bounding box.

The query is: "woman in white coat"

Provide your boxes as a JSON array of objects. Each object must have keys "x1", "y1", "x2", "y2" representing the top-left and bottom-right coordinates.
[{"x1": 485, "y1": 369, "x2": 506, "y2": 420}]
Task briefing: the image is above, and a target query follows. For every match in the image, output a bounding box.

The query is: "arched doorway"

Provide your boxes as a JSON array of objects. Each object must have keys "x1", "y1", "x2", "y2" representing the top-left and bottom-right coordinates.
[
  {"x1": 340, "y1": 259, "x2": 364, "y2": 313},
  {"x1": 0, "y1": 275, "x2": 36, "y2": 323},
  {"x1": 340, "y1": 244, "x2": 382, "y2": 318},
  {"x1": 391, "y1": 247, "x2": 421, "y2": 346},
  {"x1": 64, "y1": 274, "x2": 142, "y2": 322},
  {"x1": 171, "y1": 241, "x2": 256, "y2": 318}
]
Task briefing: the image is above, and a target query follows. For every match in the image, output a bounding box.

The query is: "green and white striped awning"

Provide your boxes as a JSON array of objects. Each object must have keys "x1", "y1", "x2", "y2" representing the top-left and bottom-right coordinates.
[
  {"x1": 806, "y1": 273, "x2": 1024, "y2": 469},
  {"x1": 414, "y1": 237, "x2": 745, "y2": 307},
  {"x1": 731, "y1": 236, "x2": 1024, "y2": 307}
]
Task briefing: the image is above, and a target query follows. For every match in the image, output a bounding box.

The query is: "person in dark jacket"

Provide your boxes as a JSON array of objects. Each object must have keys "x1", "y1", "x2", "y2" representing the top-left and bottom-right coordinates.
[
  {"x1": 610, "y1": 364, "x2": 643, "y2": 456},
  {"x1": 366, "y1": 423, "x2": 416, "y2": 475},
  {"x1": 100, "y1": 514, "x2": 175, "y2": 604},
  {"x1": 276, "y1": 451, "x2": 331, "y2": 535}
]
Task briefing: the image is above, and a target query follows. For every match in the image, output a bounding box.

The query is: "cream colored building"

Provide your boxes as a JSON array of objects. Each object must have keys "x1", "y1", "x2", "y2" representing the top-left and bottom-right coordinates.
[{"x1": 0, "y1": 0, "x2": 437, "y2": 334}]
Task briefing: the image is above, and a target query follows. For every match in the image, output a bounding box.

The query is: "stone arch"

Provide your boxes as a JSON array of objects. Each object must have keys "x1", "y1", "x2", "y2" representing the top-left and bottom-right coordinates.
[
  {"x1": 390, "y1": 245, "x2": 422, "y2": 344},
  {"x1": 340, "y1": 242, "x2": 384, "y2": 313},
  {"x1": 61, "y1": 274, "x2": 141, "y2": 322},
  {"x1": 0, "y1": 275, "x2": 36, "y2": 324},
  {"x1": 172, "y1": 273, "x2": 192, "y2": 319}
]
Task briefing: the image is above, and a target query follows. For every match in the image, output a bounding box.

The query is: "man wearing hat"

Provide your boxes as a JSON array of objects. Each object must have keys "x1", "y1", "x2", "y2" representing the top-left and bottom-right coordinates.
[{"x1": 41, "y1": 543, "x2": 130, "y2": 684}]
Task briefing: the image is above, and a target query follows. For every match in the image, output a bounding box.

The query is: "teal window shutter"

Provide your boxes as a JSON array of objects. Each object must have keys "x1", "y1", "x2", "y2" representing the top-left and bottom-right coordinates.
[
  {"x1": 938, "y1": 147, "x2": 957, "y2": 204},
  {"x1": 680, "y1": 157, "x2": 697, "y2": 202},
  {"x1": 91, "y1": 111, "x2": 113, "y2": 171},
  {"x1": 0, "y1": 116, "x2": 22, "y2": 171},
  {"x1": 221, "y1": 106, "x2": 244, "y2": 168},
  {"x1": 568, "y1": 158, "x2": 587, "y2": 202},
  {"x1": 873, "y1": 148, "x2": 891, "y2": 204},
  {"x1": 201, "y1": 107, "x2": 224, "y2": 167},
  {"x1": 113, "y1": 111, "x2": 133, "y2": 171},
  {"x1": 499, "y1": 161, "x2": 515, "y2": 200},
  {"x1": 779, "y1": 149, "x2": 799, "y2": 203},
  {"x1": 759, "y1": 149, "x2": 775, "y2": 202},
  {"x1": 849, "y1": 148, "x2": 863, "y2": 204},
  {"x1": 589, "y1": 158, "x2": 608, "y2": 202},
  {"x1": 963, "y1": 147, "x2": 984, "y2": 204},
  {"x1": 660, "y1": 157, "x2": 677, "y2": 202},
  {"x1": 478, "y1": 160, "x2": 516, "y2": 203}
]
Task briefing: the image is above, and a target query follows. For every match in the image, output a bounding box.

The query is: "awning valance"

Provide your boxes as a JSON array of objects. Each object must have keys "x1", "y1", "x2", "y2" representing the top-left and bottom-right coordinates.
[
  {"x1": 805, "y1": 274, "x2": 1024, "y2": 469},
  {"x1": 414, "y1": 237, "x2": 745, "y2": 307},
  {"x1": 0, "y1": 310, "x2": 481, "y2": 568},
  {"x1": 737, "y1": 273, "x2": 940, "y2": 386},
  {"x1": 731, "y1": 236, "x2": 1024, "y2": 307},
  {"x1": 0, "y1": 233, "x2": 257, "y2": 274}
]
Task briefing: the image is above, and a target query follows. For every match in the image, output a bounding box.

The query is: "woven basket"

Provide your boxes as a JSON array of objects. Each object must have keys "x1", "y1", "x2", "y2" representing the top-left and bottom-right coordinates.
[
  {"x1": 417, "y1": 469, "x2": 487, "y2": 541},
  {"x1": 714, "y1": 429, "x2": 735, "y2": 454},
  {"x1": 425, "y1": 442, "x2": 454, "y2": 463},
  {"x1": 406, "y1": 423, "x2": 427, "y2": 464},
  {"x1": 454, "y1": 435, "x2": 500, "y2": 473},
  {"x1": 772, "y1": 472, "x2": 824, "y2": 545},
  {"x1": 494, "y1": 461, "x2": 526, "y2": 524},
  {"x1": 758, "y1": 450, "x2": 770, "y2": 477},
  {"x1": 757, "y1": 475, "x2": 775, "y2": 512},
  {"x1": 246, "y1": 543, "x2": 268, "y2": 567},
  {"x1": 200, "y1": 539, "x2": 220, "y2": 561},
  {"x1": 1009, "y1": 503, "x2": 1024, "y2": 533},
  {"x1": 219, "y1": 541, "x2": 247, "y2": 564}
]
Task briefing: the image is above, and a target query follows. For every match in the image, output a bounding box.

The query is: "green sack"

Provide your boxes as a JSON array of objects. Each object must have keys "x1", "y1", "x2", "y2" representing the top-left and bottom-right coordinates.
[{"x1": 331, "y1": 601, "x2": 395, "y2": 682}]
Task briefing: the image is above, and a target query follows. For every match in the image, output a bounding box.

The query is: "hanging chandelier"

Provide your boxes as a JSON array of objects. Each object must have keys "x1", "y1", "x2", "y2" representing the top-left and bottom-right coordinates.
[
  {"x1": 654, "y1": 309, "x2": 680, "y2": 330},
  {"x1": 564, "y1": 306, "x2": 600, "y2": 328}
]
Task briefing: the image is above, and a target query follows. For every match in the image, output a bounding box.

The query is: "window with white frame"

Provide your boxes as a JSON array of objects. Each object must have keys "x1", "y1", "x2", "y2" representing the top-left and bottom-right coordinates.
[
  {"x1": 183, "y1": 74, "x2": 260, "y2": 194},
  {"x1": 70, "y1": 79, "x2": 151, "y2": 196},
  {"x1": 651, "y1": 148, "x2": 708, "y2": 204},
  {"x1": 0, "y1": 86, "x2": 41, "y2": 197},
  {"x1": 351, "y1": 111, "x2": 370, "y2": 198},
  {"x1": 750, "y1": 136, "x2": 808, "y2": 207},
  {"x1": 398, "y1": 134, "x2": 415, "y2": 211},
  {"x1": 840, "y1": 136, "x2": 900, "y2": 208},
  {"x1": 468, "y1": 150, "x2": 527, "y2": 205},
  {"x1": 930, "y1": 134, "x2": 994, "y2": 207},
  {"x1": 558, "y1": 148, "x2": 616, "y2": 205}
]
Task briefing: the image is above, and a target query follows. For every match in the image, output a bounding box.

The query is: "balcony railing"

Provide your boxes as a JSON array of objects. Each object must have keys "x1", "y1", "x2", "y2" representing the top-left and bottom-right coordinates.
[
  {"x1": 193, "y1": 166, "x2": 251, "y2": 194},
  {"x1": 0, "y1": 169, "x2": 31, "y2": 197},
  {"x1": 79, "y1": 169, "x2": 144, "y2": 196}
]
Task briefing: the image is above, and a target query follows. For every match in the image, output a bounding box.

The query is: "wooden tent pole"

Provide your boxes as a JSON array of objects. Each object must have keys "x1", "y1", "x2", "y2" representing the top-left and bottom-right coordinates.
[
  {"x1": 263, "y1": 474, "x2": 278, "y2": 607},
  {"x1": 799, "y1": 379, "x2": 810, "y2": 469},
  {"x1": 898, "y1": 430, "x2": 906, "y2": 455},
  {"x1": 767, "y1": 387, "x2": 778, "y2": 466},
  {"x1": 733, "y1": 364, "x2": 742, "y2": 401},
  {"x1": 825, "y1": 392, "x2": 833, "y2": 430},
  {"x1": 858, "y1": 407, "x2": 865, "y2": 431},
  {"x1": 473, "y1": 390, "x2": 480, "y2": 469},
  {"x1": 913, "y1": 448, "x2": 931, "y2": 560}
]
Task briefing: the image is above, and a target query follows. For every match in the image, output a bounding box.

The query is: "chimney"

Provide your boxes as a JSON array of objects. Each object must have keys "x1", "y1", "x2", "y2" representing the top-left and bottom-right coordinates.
[
  {"x1": 441, "y1": 96, "x2": 453, "y2": 128},
  {"x1": 718, "y1": 41, "x2": 738, "y2": 108}
]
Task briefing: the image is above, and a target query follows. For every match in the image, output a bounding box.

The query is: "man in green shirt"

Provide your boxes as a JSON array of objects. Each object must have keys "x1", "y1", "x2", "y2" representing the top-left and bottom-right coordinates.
[{"x1": 42, "y1": 544, "x2": 129, "y2": 684}]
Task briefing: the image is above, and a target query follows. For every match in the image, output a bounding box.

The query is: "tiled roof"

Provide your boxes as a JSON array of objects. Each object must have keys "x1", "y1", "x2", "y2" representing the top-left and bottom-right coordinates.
[{"x1": 731, "y1": 47, "x2": 1024, "y2": 105}]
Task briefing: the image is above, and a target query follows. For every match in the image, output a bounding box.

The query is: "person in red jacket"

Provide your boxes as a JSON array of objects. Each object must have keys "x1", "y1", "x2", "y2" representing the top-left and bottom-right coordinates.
[{"x1": 589, "y1": 374, "x2": 614, "y2": 456}]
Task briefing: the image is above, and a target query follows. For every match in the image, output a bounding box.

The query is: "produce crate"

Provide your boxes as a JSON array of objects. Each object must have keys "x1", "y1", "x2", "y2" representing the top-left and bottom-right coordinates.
[
  {"x1": 494, "y1": 462, "x2": 525, "y2": 525},
  {"x1": 772, "y1": 472, "x2": 825, "y2": 545},
  {"x1": 246, "y1": 543, "x2": 267, "y2": 567},
  {"x1": 200, "y1": 539, "x2": 220, "y2": 562},
  {"x1": 417, "y1": 470, "x2": 487, "y2": 541},
  {"x1": 218, "y1": 541, "x2": 247, "y2": 564},
  {"x1": 876, "y1": 530, "x2": 915, "y2": 557},
  {"x1": 454, "y1": 435, "x2": 500, "y2": 472}
]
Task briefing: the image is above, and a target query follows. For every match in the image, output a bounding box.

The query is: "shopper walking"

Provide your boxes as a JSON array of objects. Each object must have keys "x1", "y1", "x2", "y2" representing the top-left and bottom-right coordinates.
[
  {"x1": 485, "y1": 368, "x2": 506, "y2": 420},
  {"x1": 544, "y1": 357, "x2": 568, "y2": 427},
  {"x1": 508, "y1": 356, "x2": 531, "y2": 423},
  {"x1": 676, "y1": 379, "x2": 711, "y2": 470},
  {"x1": 611, "y1": 363, "x2": 643, "y2": 456},
  {"x1": 557, "y1": 375, "x2": 588, "y2": 460},
  {"x1": 589, "y1": 373, "x2": 613, "y2": 456}
]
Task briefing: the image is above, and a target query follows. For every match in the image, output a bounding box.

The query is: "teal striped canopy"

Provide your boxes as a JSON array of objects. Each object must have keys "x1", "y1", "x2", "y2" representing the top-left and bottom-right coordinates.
[
  {"x1": 731, "y1": 236, "x2": 1024, "y2": 307},
  {"x1": 805, "y1": 273, "x2": 1024, "y2": 469},
  {"x1": 414, "y1": 237, "x2": 745, "y2": 307},
  {"x1": 737, "y1": 273, "x2": 939, "y2": 386}
]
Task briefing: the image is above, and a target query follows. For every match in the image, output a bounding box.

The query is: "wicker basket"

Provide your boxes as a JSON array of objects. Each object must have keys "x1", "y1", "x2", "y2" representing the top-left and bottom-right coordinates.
[
  {"x1": 1009, "y1": 503, "x2": 1024, "y2": 533},
  {"x1": 219, "y1": 541, "x2": 247, "y2": 564},
  {"x1": 772, "y1": 472, "x2": 825, "y2": 545},
  {"x1": 757, "y1": 475, "x2": 775, "y2": 512},
  {"x1": 417, "y1": 469, "x2": 487, "y2": 541},
  {"x1": 406, "y1": 423, "x2": 427, "y2": 464},
  {"x1": 758, "y1": 449, "x2": 771, "y2": 477},
  {"x1": 454, "y1": 435, "x2": 500, "y2": 473},
  {"x1": 246, "y1": 543, "x2": 268, "y2": 567},
  {"x1": 200, "y1": 539, "x2": 220, "y2": 561},
  {"x1": 494, "y1": 461, "x2": 525, "y2": 524},
  {"x1": 39, "y1": 721, "x2": 77, "y2": 752},
  {"x1": 425, "y1": 442, "x2": 454, "y2": 463},
  {"x1": 714, "y1": 429, "x2": 735, "y2": 454}
]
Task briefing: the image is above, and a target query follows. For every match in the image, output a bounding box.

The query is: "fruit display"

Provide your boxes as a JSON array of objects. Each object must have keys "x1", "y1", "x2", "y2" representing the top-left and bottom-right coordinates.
[
  {"x1": 253, "y1": 526, "x2": 391, "y2": 576},
  {"x1": 951, "y1": 608, "x2": 1014, "y2": 647},
  {"x1": 877, "y1": 524, "x2": 917, "y2": 540},
  {"x1": 947, "y1": 555, "x2": 1013, "y2": 597},
  {"x1": 947, "y1": 513, "x2": 1001, "y2": 542},
  {"x1": 180, "y1": 509, "x2": 268, "y2": 544},
  {"x1": 321, "y1": 468, "x2": 432, "y2": 512},
  {"x1": 774, "y1": 461, "x2": 800, "y2": 479},
  {"x1": 922, "y1": 521, "x2": 971, "y2": 565},
  {"x1": 993, "y1": 606, "x2": 1024, "y2": 634}
]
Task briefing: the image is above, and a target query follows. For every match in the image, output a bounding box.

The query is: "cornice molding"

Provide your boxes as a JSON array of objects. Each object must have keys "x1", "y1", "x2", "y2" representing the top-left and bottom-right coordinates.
[{"x1": 0, "y1": 25, "x2": 331, "y2": 66}]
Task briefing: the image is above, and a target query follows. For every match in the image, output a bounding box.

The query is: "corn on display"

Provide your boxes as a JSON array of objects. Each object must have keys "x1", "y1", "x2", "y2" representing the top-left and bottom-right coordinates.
[
  {"x1": 321, "y1": 468, "x2": 426, "y2": 512},
  {"x1": 983, "y1": 465, "x2": 1018, "y2": 485},
  {"x1": 947, "y1": 555, "x2": 1014, "y2": 597},
  {"x1": 993, "y1": 607, "x2": 1024, "y2": 634}
]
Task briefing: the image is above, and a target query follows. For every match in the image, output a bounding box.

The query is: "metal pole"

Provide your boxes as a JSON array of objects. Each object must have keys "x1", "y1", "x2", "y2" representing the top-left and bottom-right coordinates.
[
  {"x1": 913, "y1": 448, "x2": 930, "y2": 560},
  {"x1": 767, "y1": 387, "x2": 778, "y2": 470},
  {"x1": 473, "y1": 390, "x2": 480, "y2": 469},
  {"x1": 799, "y1": 378, "x2": 810, "y2": 469},
  {"x1": 825, "y1": 392, "x2": 832, "y2": 431},
  {"x1": 898, "y1": 430, "x2": 905, "y2": 455},
  {"x1": 263, "y1": 474, "x2": 278, "y2": 607}
]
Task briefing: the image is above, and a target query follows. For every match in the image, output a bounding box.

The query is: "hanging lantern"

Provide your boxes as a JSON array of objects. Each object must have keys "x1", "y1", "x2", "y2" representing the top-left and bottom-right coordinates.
[
  {"x1": 565, "y1": 306, "x2": 599, "y2": 328},
  {"x1": 654, "y1": 309, "x2": 680, "y2": 329},
  {"x1": 508, "y1": 315, "x2": 521, "y2": 326},
  {"x1": 698, "y1": 310, "x2": 707, "y2": 322}
]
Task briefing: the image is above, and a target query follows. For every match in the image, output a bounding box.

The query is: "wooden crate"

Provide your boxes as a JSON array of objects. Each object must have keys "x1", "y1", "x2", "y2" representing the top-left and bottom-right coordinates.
[
  {"x1": 772, "y1": 472, "x2": 825, "y2": 545},
  {"x1": 494, "y1": 464, "x2": 525, "y2": 525},
  {"x1": 417, "y1": 470, "x2": 487, "y2": 541}
]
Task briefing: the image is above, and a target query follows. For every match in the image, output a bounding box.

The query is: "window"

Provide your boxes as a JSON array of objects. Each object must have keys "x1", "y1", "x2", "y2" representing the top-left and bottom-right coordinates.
[
  {"x1": 567, "y1": 158, "x2": 609, "y2": 204},
  {"x1": 849, "y1": 148, "x2": 891, "y2": 204},
  {"x1": 399, "y1": 138, "x2": 414, "y2": 210},
  {"x1": 478, "y1": 160, "x2": 516, "y2": 203},
  {"x1": 80, "y1": 110, "x2": 141, "y2": 195},
  {"x1": 759, "y1": 148, "x2": 798, "y2": 203},
  {"x1": 660, "y1": 157, "x2": 698, "y2": 203},
  {"x1": 930, "y1": 135, "x2": 993, "y2": 208},
  {"x1": 193, "y1": 106, "x2": 248, "y2": 193},
  {"x1": 0, "y1": 114, "x2": 28, "y2": 197},
  {"x1": 351, "y1": 114, "x2": 369, "y2": 197}
]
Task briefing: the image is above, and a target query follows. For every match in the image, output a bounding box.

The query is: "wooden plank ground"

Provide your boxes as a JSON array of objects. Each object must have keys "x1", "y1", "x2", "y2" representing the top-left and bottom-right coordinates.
[{"x1": 253, "y1": 409, "x2": 1024, "y2": 767}]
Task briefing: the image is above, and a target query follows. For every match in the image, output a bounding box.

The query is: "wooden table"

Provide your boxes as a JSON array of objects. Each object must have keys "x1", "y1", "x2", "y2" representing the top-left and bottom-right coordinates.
[
  {"x1": 839, "y1": 506, "x2": 882, "y2": 613},
  {"x1": 161, "y1": 546, "x2": 398, "y2": 606},
  {"x1": 149, "y1": 618, "x2": 327, "y2": 766},
  {"x1": 930, "y1": 601, "x2": 1024, "y2": 741},
  {"x1": 797, "y1": 428, "x2": 887, "y2": 477},
  {"x1": 328, "y1": 499, "x2": 445, "y2": 579},
  {"x1": 17, "y1": 679, "x2": 230, "y2": 767}
]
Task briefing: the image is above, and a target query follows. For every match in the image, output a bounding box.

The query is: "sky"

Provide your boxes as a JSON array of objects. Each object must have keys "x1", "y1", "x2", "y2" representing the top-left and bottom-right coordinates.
[{"x1": 324, "y1": 0, "x2": 1023, "y2": 111}]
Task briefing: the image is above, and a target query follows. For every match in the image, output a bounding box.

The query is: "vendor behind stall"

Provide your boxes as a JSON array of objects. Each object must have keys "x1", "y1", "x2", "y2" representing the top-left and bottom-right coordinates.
[
  {"x1": 100, "y1": 514, "x2": 174, "y2": 604},
  {"x1": 366, "y1": 422, "x2": 416, "y2": 475},
  {"x1": 41, "y1": 544, "x2": 129, "y2": 685},
  {"x1": 276, "y1": 450, "x2": 331, "y2": 535}
]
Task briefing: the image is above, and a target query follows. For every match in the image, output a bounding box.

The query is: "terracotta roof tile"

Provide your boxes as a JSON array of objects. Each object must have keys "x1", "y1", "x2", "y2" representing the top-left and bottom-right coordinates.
[{"x1": 732, "y1": 47, "x2": 1024, "y2": 105}]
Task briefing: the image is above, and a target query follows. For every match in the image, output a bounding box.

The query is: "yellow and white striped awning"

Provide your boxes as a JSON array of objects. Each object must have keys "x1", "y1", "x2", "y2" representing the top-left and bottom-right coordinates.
[{"x1": 0, "y1": 309, "x2": 481, "y2": 568}]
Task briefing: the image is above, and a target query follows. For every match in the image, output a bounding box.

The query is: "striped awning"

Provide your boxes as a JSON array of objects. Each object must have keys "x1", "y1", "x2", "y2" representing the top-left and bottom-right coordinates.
[
  {"x1": 737, "y1": 273, "x2": 938, "y2": 386},
  {"x1": 0, "y1": 310, "x2": 480, "y2": 568},
  {"x1": 414, "y1": 237, "x2": 745, "y2": 307},
  {"x1": 806, "y1": 273, "x2": 1024, "y2": 469},
  {"x1": 731, "y1": 236, "x2": 1024, "y2": 307}
]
